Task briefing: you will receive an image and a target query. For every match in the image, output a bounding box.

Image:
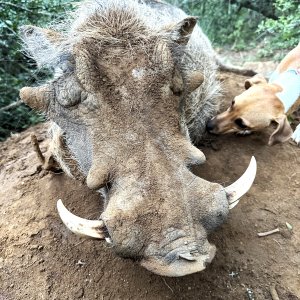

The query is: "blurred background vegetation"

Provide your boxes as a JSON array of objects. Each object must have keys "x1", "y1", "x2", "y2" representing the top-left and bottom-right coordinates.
[
  {"x1": 0, "y1": 0, "x2": 299, "y2": 140},
  {"x1": 0, "y1": 0, "x2": 74, "y2": 140}
]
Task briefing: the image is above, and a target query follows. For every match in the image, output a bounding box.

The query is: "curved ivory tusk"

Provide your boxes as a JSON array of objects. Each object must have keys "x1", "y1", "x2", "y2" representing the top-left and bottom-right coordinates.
[
  {"x1": 225, "y1": 156, "x2": 257, "y2": 209},
  {"x1": 179, "y1": 253, "x2": 197, "y2": 261},
  {"x1": 57, "y1": 199, "x2": 105, "y2": 239}
]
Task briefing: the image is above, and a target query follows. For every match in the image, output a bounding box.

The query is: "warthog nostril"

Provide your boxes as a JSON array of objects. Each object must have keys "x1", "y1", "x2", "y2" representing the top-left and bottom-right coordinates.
[{"x1": 206, "y1": 119, "x2": 215, "y2": 132}]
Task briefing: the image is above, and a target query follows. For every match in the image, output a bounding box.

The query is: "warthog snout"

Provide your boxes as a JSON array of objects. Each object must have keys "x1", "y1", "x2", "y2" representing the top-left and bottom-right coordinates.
[{"x1": 58, "y1": 157, "x2": 256, "y2": 276}]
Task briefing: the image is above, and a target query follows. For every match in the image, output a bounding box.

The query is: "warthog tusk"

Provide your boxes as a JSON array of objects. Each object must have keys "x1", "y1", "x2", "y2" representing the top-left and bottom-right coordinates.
[
  {"x1": 57, "y1": 199, "x2": 105, "y2": 239},
  {"x1": 225, "y1": 156, "x2": 257, "y2": 209},
  {"x1": 178, "y1": 252, "x2": 197, "y2": 261}
]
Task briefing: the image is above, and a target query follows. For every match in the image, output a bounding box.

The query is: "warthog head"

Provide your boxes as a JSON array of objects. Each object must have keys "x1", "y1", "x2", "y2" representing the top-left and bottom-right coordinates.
[{"x1": 20, "y1": 1, "x2": 256, "y2": 276}]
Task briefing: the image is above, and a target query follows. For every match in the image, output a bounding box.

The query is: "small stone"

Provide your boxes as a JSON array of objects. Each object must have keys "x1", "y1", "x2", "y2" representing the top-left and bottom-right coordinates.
[
  {"x1": 211, "y1": 141, "x2": 220, "y2": 151},
  {"x1": 76, "y1": 260, "x2": 86, "y2": 266},
  {"x1": 229, "y1": 271, "x2": 239, "y2": 278},
  {"x1": 286, "y1": 222, "x2": 293, "y2": 231},
  {"x1": 238, "y1": 248, "x2": 244, "y2": 254},
  {"x1": 75, "y1": 287, "x2": 84, "y2": 298},
  {"x1": 29, "y1": 245, "x2": 39, "y2": 250},
  {"x1": 246, "y1": 288, "x2": 255, "y2": 300}
]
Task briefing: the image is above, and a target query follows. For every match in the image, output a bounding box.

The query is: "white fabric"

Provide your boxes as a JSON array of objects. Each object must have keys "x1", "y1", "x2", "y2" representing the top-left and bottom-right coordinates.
[
  {"x1": 269, "y1": 69, "x2": 300, "y2": 113},
  {"x1": 292, "y1": 124, "x2": 300, "y2": 145}
]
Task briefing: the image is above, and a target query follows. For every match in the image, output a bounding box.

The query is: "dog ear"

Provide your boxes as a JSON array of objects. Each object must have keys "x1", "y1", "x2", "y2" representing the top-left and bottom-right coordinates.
[
  {"x1": 268, "y1": 115, "x2": 293, "y2": 146},
  {"x1": 244, "y1": 74, "x2": 267, "y2": 90}
]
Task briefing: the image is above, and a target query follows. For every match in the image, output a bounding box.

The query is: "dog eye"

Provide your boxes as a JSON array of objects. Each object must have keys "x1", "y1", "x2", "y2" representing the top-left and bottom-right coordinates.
[
  {"x1": 234, "y1": 118, "x2": 248, "y2": 129},
  {"x1": 231, "y1": 100, "x2": 235, "y2": 106}
]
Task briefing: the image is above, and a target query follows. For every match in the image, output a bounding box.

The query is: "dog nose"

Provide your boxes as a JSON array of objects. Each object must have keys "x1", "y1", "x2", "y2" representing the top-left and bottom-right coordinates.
[{"x1": 206, "y1": 119, "x2": 215, "y2": 132}]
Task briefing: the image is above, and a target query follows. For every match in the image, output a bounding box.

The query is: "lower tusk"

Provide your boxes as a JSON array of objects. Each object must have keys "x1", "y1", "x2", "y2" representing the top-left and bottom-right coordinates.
[
  {"x1": 225, "y1": 156, "x2": 257, "y2": 209},
  {"x1": 105, "y1": 237, "x2": 113, "y2": 244},
  {"x1": 228, "y1": 199, "x2": 240, "y2": 210},
  {"x1": 179, "y1": 253, "x2": 197, "y2": 261},
  {"x1": 57, "y1": 199, "x2": 105, "y2": 239}
]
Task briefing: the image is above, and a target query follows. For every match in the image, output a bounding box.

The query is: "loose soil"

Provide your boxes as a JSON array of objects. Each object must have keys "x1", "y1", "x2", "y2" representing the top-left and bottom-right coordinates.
[{"x1": 0, "y1": 72, "x2": 299, "y2": 300}]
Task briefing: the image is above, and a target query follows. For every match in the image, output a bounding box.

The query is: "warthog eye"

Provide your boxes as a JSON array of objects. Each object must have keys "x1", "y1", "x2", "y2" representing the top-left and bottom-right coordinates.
[
  {"x1": 54, "y1": 76, "x2": 84, "y2": 107},
  {"x1": 171, "y1": 87, "x2": 182, "y2": 97},
  {"x1": 234, "y1": 118, "x2": 248, "y2": 129}
]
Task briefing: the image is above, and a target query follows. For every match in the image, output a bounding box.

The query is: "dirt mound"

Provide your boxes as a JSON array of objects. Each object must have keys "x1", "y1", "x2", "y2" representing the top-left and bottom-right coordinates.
[{"x1": 0, "y1": 73, "x2": 299, "y2": 300}]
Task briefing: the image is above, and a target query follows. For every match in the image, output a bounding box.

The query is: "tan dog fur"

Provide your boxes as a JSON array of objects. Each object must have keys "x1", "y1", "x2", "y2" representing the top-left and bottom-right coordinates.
[{"x1": 207, "y1": 43, "x2": 300, "y2": 145}]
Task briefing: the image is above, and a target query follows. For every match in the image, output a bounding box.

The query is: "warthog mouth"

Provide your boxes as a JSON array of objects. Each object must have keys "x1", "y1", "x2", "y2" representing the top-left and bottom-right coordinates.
[
  {"x1": 141, "y1": 246, "x2": 216, "y2": 277},
  {"x1": 140, "y1": 228, "x2": 217, "y2": 277},
  {"x1": 57, "y1": 157, "x2": 256, "y2": 276}
]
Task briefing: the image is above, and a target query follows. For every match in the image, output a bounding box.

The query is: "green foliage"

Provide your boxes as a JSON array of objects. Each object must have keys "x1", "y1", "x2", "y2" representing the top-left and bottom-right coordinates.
[
  {"x1": 168, "y1": 0, "x2": 299, "y2": 56},
  {"x1": 168, "y1": 0, "x2": 263, "y2": 49},
  {"x1": 257, "y1": 0, "x2": 300, "y2": 57},
  {"x1": 0, "y1": 0, "x2": 74, "y2": 141}
]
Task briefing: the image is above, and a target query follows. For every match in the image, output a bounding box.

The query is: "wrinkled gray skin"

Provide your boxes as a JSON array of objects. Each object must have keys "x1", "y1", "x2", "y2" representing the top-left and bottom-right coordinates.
[{"x1": 20, "y1": 0, "x2": 229, "y2": 276}]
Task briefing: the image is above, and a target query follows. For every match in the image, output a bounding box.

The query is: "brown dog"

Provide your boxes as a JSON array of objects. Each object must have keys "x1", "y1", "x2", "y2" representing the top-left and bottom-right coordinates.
[{"x1": 207, "y1": 43, "x2": 300, "y2": 146}]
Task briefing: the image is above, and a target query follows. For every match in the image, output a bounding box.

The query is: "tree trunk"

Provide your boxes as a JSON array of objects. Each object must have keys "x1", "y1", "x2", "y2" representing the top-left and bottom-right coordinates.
[{"x1": 225, "y1": 0, "x2": 278, "y2": 20}]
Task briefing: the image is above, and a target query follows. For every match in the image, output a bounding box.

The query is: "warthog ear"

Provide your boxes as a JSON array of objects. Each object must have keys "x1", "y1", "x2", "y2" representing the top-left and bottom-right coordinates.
[
  {"x1": 20, "y1": 25, "x2": 63, "y2": 67},
  {"x1": 169, "y1": 17, "x2": 198, "y2": 45},
  {"x1": 268, "y1": 115, "x2": 293, "y2": 146},
  {"x1": 19, "y1": 85, "x2": 54, "y2": 111}
]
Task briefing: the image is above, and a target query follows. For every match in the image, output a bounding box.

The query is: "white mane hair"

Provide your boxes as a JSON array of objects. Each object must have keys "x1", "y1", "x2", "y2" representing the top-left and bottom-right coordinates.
[{"x1": 69, "y1": 0, "x2": 186, "y2": 33}]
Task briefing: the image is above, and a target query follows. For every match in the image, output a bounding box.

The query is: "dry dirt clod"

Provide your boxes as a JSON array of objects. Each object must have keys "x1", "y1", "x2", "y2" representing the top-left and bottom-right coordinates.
[
  {"x1": 210, "y1": 141, "x2": 221, "y2": 151},
  {"x1": 75, "y1": 287, "x2": 84, "y2": 298},
  {"x1": 29, "y1": 245, "x2": 39, "y2": 250}
]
